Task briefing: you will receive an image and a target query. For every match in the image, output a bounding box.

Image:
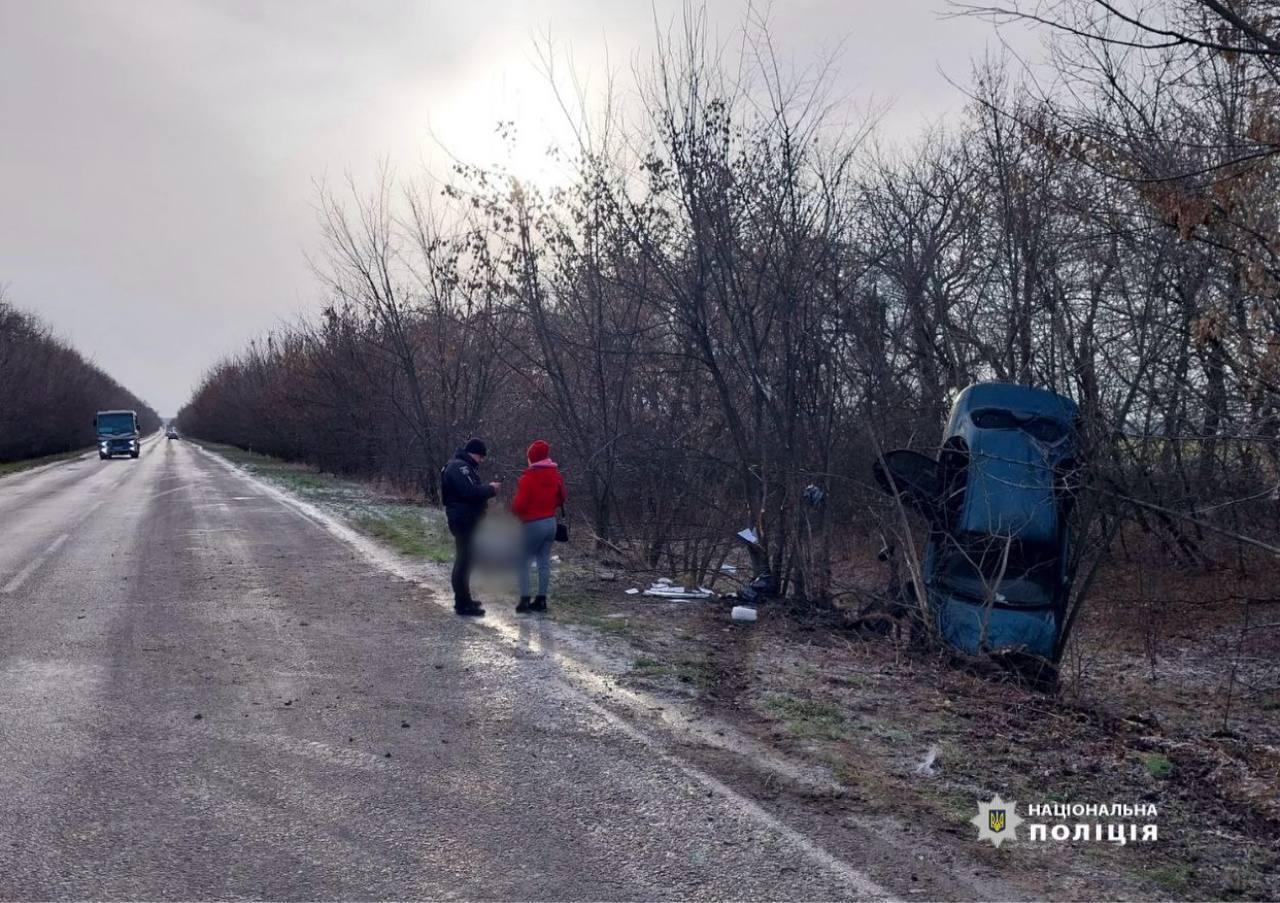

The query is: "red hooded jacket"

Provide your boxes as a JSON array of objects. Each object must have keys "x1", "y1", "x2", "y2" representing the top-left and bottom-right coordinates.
[{"x1": 511, "y1": 440, "x2": 566, "y2": 522}]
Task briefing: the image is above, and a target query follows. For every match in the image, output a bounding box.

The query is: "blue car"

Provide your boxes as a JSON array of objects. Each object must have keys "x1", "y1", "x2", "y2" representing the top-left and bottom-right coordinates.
[{"x1": 875, "y1": 383, "x2": 1081, "y2": 661}]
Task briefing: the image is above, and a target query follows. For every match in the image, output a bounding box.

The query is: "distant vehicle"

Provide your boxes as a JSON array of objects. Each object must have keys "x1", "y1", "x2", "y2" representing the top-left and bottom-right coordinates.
[
  {"x1": 165, "y1": 425, "x2": 179, "y2": 440},
  {"x1": 873, "y1": 383, "x2": 1081, "y2": 663},
  {"x1": 96, "y1": 409, "x2": 140, "y2": 459}
]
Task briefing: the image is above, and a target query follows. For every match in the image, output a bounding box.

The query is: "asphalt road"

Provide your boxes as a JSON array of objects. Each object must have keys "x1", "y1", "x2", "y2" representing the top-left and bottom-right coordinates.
[{"x1": 0, "y1": 438, "x2": 888, "y2": 900}]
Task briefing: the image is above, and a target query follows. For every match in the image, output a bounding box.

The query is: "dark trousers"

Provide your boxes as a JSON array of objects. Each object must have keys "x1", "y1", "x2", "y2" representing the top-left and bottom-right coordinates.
[{"x1": 450, "y1": 523, "x2": 477, "y2": 607}]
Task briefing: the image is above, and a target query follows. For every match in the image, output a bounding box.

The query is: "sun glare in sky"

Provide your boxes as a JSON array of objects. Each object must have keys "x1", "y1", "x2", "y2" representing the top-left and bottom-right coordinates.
[{"x1": 0, "y1": 1, "x2": 1020, "y2": 414}]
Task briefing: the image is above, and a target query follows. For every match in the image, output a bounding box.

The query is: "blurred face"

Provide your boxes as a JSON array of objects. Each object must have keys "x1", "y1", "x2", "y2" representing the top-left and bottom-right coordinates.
[{"x1": 470, "y1": 453, "x2": 485, "y2": 465}]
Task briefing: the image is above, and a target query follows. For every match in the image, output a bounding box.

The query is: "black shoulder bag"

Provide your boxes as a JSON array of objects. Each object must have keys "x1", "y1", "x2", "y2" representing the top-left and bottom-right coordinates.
[{"x1": 555, "y1": 504, "x2": 569, "y2": 543}]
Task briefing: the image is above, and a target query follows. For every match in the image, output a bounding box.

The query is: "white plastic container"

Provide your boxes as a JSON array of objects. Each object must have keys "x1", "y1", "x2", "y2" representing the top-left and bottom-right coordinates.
[{"x1": 731, "y1": 605, "x2": 757, "y2": 622}]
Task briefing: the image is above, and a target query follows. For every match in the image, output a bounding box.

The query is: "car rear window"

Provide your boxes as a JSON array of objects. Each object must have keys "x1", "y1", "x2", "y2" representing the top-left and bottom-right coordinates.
[{"x1": 971, "y1": 408, "x2": 1067, "y2": 443}]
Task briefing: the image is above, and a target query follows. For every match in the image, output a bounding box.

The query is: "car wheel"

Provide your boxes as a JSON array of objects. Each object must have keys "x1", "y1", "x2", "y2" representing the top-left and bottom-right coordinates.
[
  {"x1": 130, "y1": 451, "x2": 140, "y2": 459},
  {"x1": 99, "y1": 452, "x2": 109, "y2": 460}
]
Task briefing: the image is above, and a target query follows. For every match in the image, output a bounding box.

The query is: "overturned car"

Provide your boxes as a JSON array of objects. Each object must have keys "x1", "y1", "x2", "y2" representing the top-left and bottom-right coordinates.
[{"x1": 874, "y1": 383, "x2": 1081, "y2": 662}]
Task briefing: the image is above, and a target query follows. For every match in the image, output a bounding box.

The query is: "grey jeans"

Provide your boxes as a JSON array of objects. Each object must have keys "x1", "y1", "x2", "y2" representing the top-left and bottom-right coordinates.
[{"x1": 519, "y1": 516, "x2": 557, "y2": 597}]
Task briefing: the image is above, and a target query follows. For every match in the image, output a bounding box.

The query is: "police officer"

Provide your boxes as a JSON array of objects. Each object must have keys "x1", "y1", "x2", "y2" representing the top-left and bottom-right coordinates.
[{"x1": 440, "y1": 438, "x2": 501, "y2": 616}]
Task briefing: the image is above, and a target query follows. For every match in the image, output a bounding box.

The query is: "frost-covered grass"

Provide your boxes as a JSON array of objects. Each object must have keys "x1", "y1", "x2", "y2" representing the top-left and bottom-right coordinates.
[
  {"x1": 0, "y1": 446, "x2": 92, "y2": 478},
  {"x1": 765, "y1": 695, "x2": 848, "y2": 740},
  {"x1": 353, "y1": 509, "x2": 453, "y2": 562},
  {"x1": 629, "y1": 655, "x2": 715, "y2": 688},
  {"x1": 546, "y1": 576, "x2": 635, "y2": 635},
  {"x1": 197, "y1": 441, "x2": 452, "y2": 562}
]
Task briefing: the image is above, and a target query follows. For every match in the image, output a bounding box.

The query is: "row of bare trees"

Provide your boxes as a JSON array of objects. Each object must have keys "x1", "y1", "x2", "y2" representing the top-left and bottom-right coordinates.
[
  {"x1": 0, "y1": 292, "x2": 160, "y2": 462},
  {"x1": 179, "y1": 3, "x2": 1280, "y2": 613}
]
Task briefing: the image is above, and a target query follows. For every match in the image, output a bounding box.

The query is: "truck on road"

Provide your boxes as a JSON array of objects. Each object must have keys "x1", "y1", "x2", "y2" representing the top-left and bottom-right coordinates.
[{"x1": 95, "y1": 410, "x2": 140, "y2": 459}]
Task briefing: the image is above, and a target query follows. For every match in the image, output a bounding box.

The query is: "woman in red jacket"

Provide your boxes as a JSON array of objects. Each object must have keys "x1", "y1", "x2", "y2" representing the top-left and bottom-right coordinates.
[{"x1": 510, "y1": 439, "x2": 566, "y2": 613}]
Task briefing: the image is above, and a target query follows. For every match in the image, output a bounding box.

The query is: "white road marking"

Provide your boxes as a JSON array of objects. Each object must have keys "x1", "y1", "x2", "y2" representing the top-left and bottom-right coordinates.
[{"x1": 3, "y1": 533, "x2": 69, "y2": 594}]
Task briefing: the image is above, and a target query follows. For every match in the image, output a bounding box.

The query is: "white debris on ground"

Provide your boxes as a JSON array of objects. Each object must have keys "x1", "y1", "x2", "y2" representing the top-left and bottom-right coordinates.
[
  {"x1": 624, "y1": 587, "x2": 640, "y2": 595},
  {"x1": 914, "y1": 745, "x2": 940, "y2": 777},
  {"x1": 628, "y1": 577, "x2": 715, "y2": 600},
  {"x1": 730, "y1": 605, "x2": 757, "y2": 622},
  {"x1": 642, "y1": 585, "x2": 715, "y2": 600}
]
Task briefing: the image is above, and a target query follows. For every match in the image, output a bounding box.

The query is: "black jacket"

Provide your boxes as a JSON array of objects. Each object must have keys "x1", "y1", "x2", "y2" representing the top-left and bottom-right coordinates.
[{"x1": 441, "y1": 448, "x2": 495, "y2": 532}]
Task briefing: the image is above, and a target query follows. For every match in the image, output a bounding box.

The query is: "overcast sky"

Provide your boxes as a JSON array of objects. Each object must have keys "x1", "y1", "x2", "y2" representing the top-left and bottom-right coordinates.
[{"x1": 0, "y1": 0, "x2": 1023, "y2": 416}]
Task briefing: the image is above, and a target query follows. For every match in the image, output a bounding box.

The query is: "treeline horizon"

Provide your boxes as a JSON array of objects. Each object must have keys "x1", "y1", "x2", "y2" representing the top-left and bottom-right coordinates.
[
  {"x1": 0, "y1": 293, "x2": 161, "y2": 463},
  {"x1": 178, "y1": 2, "x2": 1280, "y2": 616}
]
